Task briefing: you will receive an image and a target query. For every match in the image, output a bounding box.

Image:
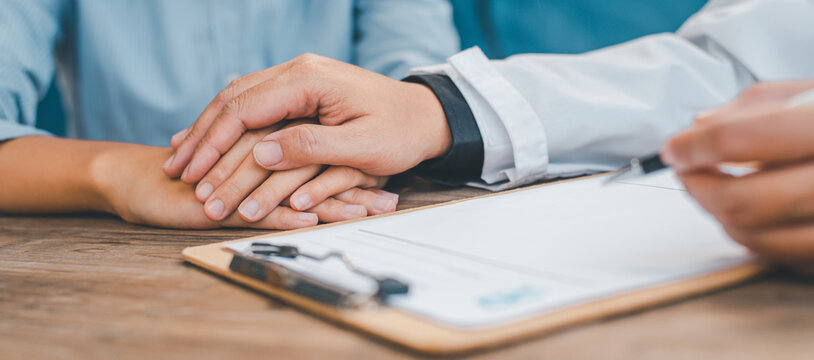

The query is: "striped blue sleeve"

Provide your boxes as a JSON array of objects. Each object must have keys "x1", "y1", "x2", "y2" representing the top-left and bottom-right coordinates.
[
  {"x1": 353, "y1": 0, "x2": 460, "y2": 79},
  {"x1": 0, "y1": 0, "x2": 68, "y2": 141}
]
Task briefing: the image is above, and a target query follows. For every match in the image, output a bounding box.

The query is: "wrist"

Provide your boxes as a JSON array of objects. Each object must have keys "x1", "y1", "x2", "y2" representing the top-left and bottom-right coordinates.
[
  {"x1": 87, "y1": 143, "x2": 156, "y2": 216},
  {"x1": 406, "y1": 82, "x2": 453, "y2": 161},
  {"x1": 87, "y1": 148, "x2": 121, "y2": 214}
]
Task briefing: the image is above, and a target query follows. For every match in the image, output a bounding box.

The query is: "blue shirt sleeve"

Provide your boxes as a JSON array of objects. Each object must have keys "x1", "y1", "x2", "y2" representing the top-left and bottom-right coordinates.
[
  {"x1": 353, "y1": 0, "x2": 460, "y2": 79},
  {"x1": 0, "y1": 0, "x2": 68, "y2": 141}
]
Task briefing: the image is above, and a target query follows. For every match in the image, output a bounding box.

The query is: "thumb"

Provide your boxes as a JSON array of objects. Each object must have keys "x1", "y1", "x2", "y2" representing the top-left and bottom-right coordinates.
[{"x1": 253, "y1": 124, "x2": 369, "y2": 171}]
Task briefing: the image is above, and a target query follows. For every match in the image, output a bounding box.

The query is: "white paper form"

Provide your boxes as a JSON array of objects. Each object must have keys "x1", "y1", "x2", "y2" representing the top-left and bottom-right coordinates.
[{"x1": 227, "y1": 170, "x2": 753, "y2": 329}]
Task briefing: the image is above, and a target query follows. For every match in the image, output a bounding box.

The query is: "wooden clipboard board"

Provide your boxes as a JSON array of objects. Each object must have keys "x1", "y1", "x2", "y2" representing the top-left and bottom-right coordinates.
[{"x1": 183, "y1": 176, "x2": 767, "y2": 355}]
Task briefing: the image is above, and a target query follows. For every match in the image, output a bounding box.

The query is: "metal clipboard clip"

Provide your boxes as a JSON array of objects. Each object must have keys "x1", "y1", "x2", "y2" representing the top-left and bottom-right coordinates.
[{"x1": 229, "y1": 242, "x2": 409, "y2": 309}]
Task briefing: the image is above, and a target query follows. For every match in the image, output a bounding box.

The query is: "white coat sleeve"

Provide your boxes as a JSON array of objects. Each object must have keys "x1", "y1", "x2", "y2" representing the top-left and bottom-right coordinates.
[{"x1": 408, "y1": 0, "x2": 814, "y2": 191}]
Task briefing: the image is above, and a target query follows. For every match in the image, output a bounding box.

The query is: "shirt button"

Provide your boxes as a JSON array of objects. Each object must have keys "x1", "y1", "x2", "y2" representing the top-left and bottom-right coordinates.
[{"x1": 225, "y1": 73, "x2": 241, "y2": 86}]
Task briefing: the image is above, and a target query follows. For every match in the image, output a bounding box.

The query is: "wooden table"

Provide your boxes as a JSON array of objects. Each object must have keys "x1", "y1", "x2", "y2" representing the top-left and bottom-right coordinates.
[{"x1": 2, "y1": 176, "x2": 813, "y2": 360}]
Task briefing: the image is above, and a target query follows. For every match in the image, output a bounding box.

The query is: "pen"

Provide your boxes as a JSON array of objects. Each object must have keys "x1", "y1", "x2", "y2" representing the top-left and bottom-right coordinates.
[
  {"x1": 603, "y1": 154, "x2": 666, "y2": 184},
  {"x1": 605, "y1": 87, "x2": 814, "y2": 184}
]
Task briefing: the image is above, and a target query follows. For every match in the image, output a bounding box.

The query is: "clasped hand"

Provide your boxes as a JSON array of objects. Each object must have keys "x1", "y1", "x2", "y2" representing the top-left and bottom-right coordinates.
[
  {"x1": 162, "y1": 54, "x2": 452, "y2": 229},
  {"x1": 159, "y1": 58, "x2": 434, "y2": 228}
]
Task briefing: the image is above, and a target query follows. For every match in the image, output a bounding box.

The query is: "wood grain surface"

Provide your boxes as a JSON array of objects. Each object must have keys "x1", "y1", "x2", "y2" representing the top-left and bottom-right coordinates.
[{"x1": 1, "y1": 175, "x2": 813, "y2": 360}]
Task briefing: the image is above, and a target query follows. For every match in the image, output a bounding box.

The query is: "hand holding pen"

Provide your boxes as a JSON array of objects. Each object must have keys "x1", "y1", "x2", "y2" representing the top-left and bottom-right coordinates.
[{"x1": 622, "y1": 81, "x2": 814, "y2": 271}]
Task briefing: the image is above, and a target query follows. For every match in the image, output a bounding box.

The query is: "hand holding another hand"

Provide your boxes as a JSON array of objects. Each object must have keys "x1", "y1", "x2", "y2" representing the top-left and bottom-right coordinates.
[
  {"x1": 170, "y1": 120, "x2": 398, "y2": 226},
  {"x1": 163, "y1": 53, "x2": 451, "y2": 182}
]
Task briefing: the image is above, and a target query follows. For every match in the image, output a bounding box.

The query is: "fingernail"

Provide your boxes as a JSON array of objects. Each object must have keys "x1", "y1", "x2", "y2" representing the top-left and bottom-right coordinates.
[
  {"x1": 291, "y1": 193, "x2": 312, "y2": 210},
  {"x1": 238, "y1": 199, "x2": 259, "y2": 220},
  {"x1": 254, "y1": 141, "x2": 283, "y2": 167},
  {"x1": 205, "y1": 198, "x2": 224, "y2": 219},
  {"x1": 196, "y1": 182, "x2": 214, "y2": 201},
  {"x1": 373, "y1": 196, "x2": 396, "y2": 213},
  {"x1": 298, "y1": 212, "x2": 318, "y2": 224},
  {"x1": 378, "y1": 190, "x2": 399, "y2": 201},
  {"x1": 163, "y1": 154, "x2": 175, "y2": 170},
  {"x1": 344, "y1": 204, "x2": 367, "y2": 217},
  {"x1": 181, "y1": 165, "x2": 190, "y2": 180}
]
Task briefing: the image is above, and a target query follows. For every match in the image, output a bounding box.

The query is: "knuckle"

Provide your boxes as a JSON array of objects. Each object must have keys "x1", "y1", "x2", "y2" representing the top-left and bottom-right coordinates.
[
  {"x1": 351, "y1": 188, "x2": 371, "y2": 204},
  {"x1": 336, "y1": 166, "x2": 362, "y2": 184},
  {"x1": 215, "y1": 85, "x2": 237, "y2": 108},
  {"x1": 199, "y1": 135, "x2": 226, "y2": 156},
  {"x1": 291, "y1": 53, "x2": 327, "y2": 75},
  {"x1": 740, "y1": 83, "x2": 773, "y2": 102},
  {"x1": 294, "y1": 52, "x2": 320, "y2": 65},
  {"x1": 291, "y1": 126, "x2": 321, "y2": 158},
  {"x1": 708, "y1": 123, "x2": 745, "y2": 159},
  {"x1": 343, "y1": 188, "x2": 365, "y2": 204},
  {"x1": 223, "y1": 95, "x2": 245, "y2": 117},
  {"x1": 308, "y1": 180, "x2": 331, "y2": 199},
  {"x1": 184, "y1": 123, "x2": 204, "y2": 143},
  {"x1": 218, "y1": 180, "x2": 246, "y2": 200},
  {"x1": 256, "y1": 182, "x2": 284, "y2": 205},
  {"x1": 226, "y1": 76, "x2": 243, "y2": 90},
  {"x1": 238, "y1": 129, "x2": 264, "y2": 146},
  {"x1": 204, "y1": 165, "x2": 228, "y2": 185}
]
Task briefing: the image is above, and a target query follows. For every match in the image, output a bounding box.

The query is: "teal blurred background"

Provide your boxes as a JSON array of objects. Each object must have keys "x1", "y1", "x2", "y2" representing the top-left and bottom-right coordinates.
[{"x1": 35, "y1": 0, "x2": 706, "y2": 137}]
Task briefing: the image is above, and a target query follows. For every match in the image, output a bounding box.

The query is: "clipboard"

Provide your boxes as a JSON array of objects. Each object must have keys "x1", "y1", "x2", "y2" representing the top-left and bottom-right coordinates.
[{"x1": 183, "y1": 173, "x2": 767, "y2": 355}]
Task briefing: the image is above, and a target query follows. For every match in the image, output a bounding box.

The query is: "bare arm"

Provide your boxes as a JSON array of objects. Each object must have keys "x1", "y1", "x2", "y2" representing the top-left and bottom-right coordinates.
[
  {"x1": 0, "y1": 136, "x2": 113, "y2": 214},
  {"x1": 0, "y1": 135, "x2": 394, "y2": 229}
]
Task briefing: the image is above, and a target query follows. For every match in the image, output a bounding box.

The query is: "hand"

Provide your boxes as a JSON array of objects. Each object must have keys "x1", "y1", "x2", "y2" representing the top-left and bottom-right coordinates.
[
  {"x1": 662, "y1": 81, "x2": 814, "y2": 270},
  {"x1": 179, "y1": 121, "x2": 398, "y2": 223},
  {"x1": 162, "y1": 53, "x2": 452, "y2": 183},
  {"x1": 93, "y1": 144, "x2": 318, "y2": 229}
]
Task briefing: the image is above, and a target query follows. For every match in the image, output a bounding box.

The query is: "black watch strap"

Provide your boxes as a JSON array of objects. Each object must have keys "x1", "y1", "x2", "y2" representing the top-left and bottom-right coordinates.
[{"x1": 402, "y1": 74, "x2": 485, "y2": 186}]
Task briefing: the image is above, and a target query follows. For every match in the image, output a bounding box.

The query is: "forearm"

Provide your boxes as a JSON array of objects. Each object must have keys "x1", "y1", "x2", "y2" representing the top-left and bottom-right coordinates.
[{"x1": 0, "y1": 136, "x2": 117, "y2": 214}]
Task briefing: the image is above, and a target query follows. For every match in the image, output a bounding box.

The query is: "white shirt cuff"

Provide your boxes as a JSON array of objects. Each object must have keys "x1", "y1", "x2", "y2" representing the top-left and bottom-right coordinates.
[{"x1": 409, "y1": 47, "x2": 550, "y2": 190}]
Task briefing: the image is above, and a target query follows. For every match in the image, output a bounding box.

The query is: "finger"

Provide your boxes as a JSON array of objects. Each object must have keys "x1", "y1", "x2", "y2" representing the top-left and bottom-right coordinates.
[
  {"x1": 221, "y1": 205, "x2": 318, "y2": 230},
  {"x1": 237, "y1": 165, "x2": 324, "y2": 222},
  {"x1": 288, "y1": 166, "x2": 385, "y2": 211},
  {"x1": 179, "y1": 63, "x2": 334, "y2": 184},
  {"x1": 679, "y1": 162, "x2": 814, "y2": 230},
  {"x1": 333, "y1": 188, "x2": 398, "y2": 216},
  {"x1": 677, "y1": 169, "x2": 733, "y2": 220},
  {"x1": 307, "y1": 197, "x2": 368, "y2": 223},
  {"x1": 663, "y1": 104, "x2": 814, "y2": 172},
  {"x1": 202, "y1": 154, "x2": 272, "y2": 221},
  {"x1": 163, "y1": 67, "x2": 286, "y2": 177},
  {"x1": 729, "y1": 222, "x2": 814, "y2": 263},
  {"x1": 195, "y1": 128, "x2": 275, "y2": 202},
  {"x1": 200, "y1": 119, "x2": 317, "y2": 204},
  {"x1": 170, "y1": 128, "x2": 189, "y2": 149},
  {"x1": 253, "y1": 123, "x2": 378, "y2": 173},
  {"x1": 695, "y1": 81, "x2": 814, "y2": 124}
]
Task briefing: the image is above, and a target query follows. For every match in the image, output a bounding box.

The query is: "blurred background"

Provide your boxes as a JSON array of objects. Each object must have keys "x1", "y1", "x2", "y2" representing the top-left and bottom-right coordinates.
[{"x1": 35, "y1": 0, "x2": 706, "y2": 136}]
